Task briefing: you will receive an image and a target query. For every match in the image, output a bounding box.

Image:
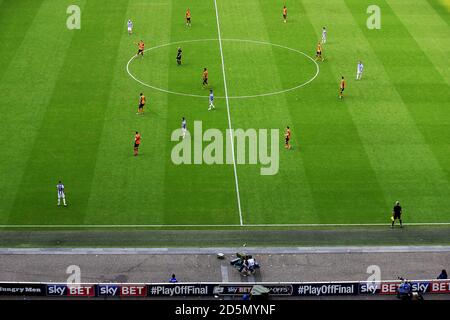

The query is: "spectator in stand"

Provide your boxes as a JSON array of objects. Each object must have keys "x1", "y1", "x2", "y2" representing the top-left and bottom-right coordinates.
[
  {"x1": 437, "y1": 269, "x2": 448, "y2": 279},
  {"x1": 169, "y1": 274, "x2": 178, "y2": 283}
]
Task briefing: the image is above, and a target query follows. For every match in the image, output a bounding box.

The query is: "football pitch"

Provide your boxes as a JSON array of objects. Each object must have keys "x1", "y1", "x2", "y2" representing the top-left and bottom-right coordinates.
[{"x1": 1, "y1": 0, "x2": 450, "y2": 231}]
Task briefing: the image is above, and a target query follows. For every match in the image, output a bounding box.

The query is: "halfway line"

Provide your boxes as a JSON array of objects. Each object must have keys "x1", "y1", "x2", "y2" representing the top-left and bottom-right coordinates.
[{"x1": 213, "y1": 0, "x2": 243, "y2": 226}]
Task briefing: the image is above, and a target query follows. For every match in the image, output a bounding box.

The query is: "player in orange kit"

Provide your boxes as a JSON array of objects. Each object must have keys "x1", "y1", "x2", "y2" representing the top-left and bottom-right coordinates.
[
  {"x1": 316, "y1": 42, "x2": 324, "y2": 61},
  {"x1": 137, "y1": 93, "x2": 146, "y2": 115},
  {"x1": 202, "y1": 68, "x2": 208, "y2": 87},
  {"x1": 186, "y1": 8, "x2": 191, "y2": 27},
  {"x1": 339, "y1": 76, "x2": 346, "y2": 99},
  {"x1": 285, "y1": 126, "x2": 292, "y2": 150},
  {"x1": 137, "y1": 40, "x2": 145, "y2": 58},
  {"x1": 134, "y1": 131, "x2": 141, "y2": 156}
]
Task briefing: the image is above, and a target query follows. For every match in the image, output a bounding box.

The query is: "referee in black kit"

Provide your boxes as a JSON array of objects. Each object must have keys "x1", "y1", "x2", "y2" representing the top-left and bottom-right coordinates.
[
  {"x1": 391, "y1": 201, "x2": 403, "y2": 228},
  {"x1": 176, "y1": 47, "x2": 182, "y2": 65}
]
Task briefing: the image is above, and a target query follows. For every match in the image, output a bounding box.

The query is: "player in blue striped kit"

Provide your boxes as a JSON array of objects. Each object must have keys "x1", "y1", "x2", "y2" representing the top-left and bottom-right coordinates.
[
  {"x1": 208, "y1": 89, "x2": 215, "y2": 111},
  {"x1": 356, "y1": 61, "x2": 364, "y2": 80},
  {"x1": 321, "y1": 26, "x2": 327, "y2": 44},
  {"x1": 57, "y1": 181, "x2": 67, "y2": 207},
  {"x1": 127, "y1": 19, "x2": 133, "y2": 35}
]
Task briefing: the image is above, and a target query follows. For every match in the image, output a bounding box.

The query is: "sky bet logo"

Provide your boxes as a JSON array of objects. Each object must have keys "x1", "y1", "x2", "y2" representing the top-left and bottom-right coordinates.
[
  {"x1": 97, "y1": 285, "x2": 119, "y2": 296},
  {"x1": 377, "y1": 282, "x2": 430, "y2": 295},
  {"x1": 97, "y1": 285, "x2": 147, "y2": 297},
  {"x1": 46, "y1": 285, "x2": 95, "y2": 297}
]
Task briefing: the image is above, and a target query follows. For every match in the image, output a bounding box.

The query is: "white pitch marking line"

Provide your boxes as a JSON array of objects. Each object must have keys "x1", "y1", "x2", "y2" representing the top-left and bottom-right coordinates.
[
  {"x1": 220, "y1": 265, "x2": 229, "y2": 282},
  {"x1": 3, "y1": 246, "x2": 450, "y2": 255},
  {"x1": 1, "y1": 222, "x2": 450, "y2": 228},
  {"x1": 126, "y1": 38, "x2": 320, "y2": 99},
  {"x1": 213, "y1": 0, "x2": 243, "y2": 226}
]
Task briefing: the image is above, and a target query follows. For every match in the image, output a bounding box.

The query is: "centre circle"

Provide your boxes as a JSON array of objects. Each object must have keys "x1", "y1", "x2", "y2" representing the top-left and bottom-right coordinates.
[{"x1": 126, "y1": 39, "x2": 319, "y2": 99}]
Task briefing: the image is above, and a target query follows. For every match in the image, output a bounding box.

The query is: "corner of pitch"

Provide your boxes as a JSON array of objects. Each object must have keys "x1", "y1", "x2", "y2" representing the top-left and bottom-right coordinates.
[{"x1": 171, "y1": 120, "x2": 279, "y2": 176}]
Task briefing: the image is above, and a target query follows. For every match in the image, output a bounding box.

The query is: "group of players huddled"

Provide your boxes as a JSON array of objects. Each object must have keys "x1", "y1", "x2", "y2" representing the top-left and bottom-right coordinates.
[{"x1": 125, "y1": 5, "x2": 365, "y2": 156}]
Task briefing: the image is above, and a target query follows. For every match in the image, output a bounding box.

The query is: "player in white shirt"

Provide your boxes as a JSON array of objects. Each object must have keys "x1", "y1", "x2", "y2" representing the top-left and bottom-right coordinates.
[
  {"x1": 127, "y1": 19, "x2": 133, "y2": 35},
  {"x1": 321, "y1": 27, "x2": 327, "y2": 44},
  {"x1": 181, "y1": 117, "x2": 187, "y2": 139},
  {"x1": 57, "y1": 181, "x2": 67, "y2": 207},
  {"x1": 208, "y1": 89, "x2": 215, "y2": 111},
  {"x1": 247, "y1": 257, "x2": 256, "y2": 270},
  {"x1": 356, "y1": 61, "x2": 364, "y2": 80}
]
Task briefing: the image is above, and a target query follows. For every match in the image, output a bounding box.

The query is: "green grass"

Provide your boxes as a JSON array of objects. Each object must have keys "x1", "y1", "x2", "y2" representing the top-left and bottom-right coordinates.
[{"x1": 1, "y1": 0, "x2": 450, "y2": 231}]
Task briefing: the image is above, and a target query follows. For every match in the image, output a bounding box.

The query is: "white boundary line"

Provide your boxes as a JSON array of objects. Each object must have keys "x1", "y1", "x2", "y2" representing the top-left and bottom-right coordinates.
[
  {"x1": 213, "y1": 0, "x2": 243, "y2": 226},
  {"x1": 2, "y1": 246, "x2": 450, "y2": 255},
  {"x1": 1, "y1": 222, "x2": 450, "y2": 228},
  {"x1": 3, "y1": 6, "x2": 448, "y2": 230},
  {"x1": 126, "y1": 38, "x2": 320, "y2": 99}
]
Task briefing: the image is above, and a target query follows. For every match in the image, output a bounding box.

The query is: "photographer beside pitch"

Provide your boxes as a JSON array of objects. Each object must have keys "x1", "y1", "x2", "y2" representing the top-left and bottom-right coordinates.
[{"x1": 391, "y1": 201, "x2": 403, "y2": 228}]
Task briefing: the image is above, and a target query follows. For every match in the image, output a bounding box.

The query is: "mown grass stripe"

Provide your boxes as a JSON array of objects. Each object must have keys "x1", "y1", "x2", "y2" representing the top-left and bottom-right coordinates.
[
  {"x1": 7, "y1": 0, "x2": 131, "y2": 225},
  {"x1": 0, "y1": 0, "x2": 44, "y2": 78},
  {"x1": 0, "y1": 0, "x2": 85, "y2": 223},
  {"x1": 83, "y1": 0, "x2": 172, "y2": 224}
]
